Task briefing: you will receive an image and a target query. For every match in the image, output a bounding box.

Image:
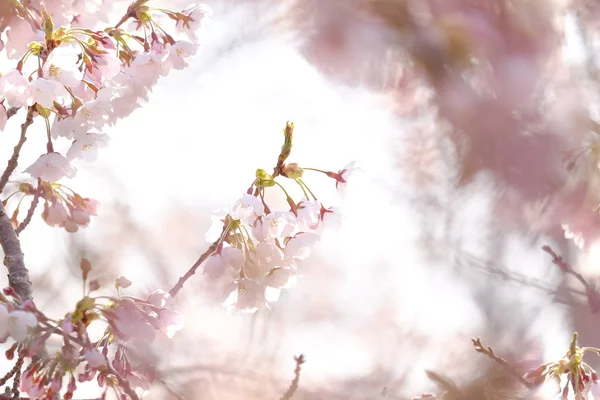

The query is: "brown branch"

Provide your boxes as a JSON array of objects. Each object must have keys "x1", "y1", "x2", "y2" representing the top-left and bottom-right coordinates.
[
  {"x1": 168, "y1": 224, "x2": 227, "y2": 298},
  {"x1": 471, "y1": 338, "x2": 534, "y2": 389},
  {"x1": 541, "y1": 245, "x2": 590, "y2": 290},
  {"x1": 15, "y1": 182, "x2": 41, "y2": 236},
  {"x1": 280, "y1": 354, "x2": 305, "y2": 400},
  {"x1": 6, "y1": 107, "x2": 20, "y2": 120},
  {"x1": 0, "y1": 106, "x2": 35, "y2": 194},
  {"x1": 0, "y1": 201, "x2": 32, "y2": 300}
]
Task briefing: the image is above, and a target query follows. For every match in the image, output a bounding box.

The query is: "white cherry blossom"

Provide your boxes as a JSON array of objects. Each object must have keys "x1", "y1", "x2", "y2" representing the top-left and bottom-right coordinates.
[
  {"x1": 222, "y1": 279, "x2": 265, "y2": 313},
  {"x1": 204, "y1": 246, "x2": 244, "y2": 279},
  {"x1": 42, "y1": 46, "x2": 84, "y2": 88},
  {"x1": 285, "y1": 232, "x2": 320, "y2": 260},
  {"x1": 254, "y1": 211, "x2": 298, "y2": 242},
  {"x1": 232, "y1": 194, "x2": 264, "y2": 224},
  {"x1": 296, "y1": 200, "x2": 321, "y2": 231},
  {"x1": 0, "y1": 305, "x2": 38, "y2": 341}
]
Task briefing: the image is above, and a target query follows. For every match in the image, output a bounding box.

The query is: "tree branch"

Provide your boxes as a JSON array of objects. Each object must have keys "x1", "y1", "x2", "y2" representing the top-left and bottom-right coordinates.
[
  {"x1": 15, "y1": 181, "x2": 41, "y2": 236},
  {"x1": 168, "y1": 232, "x2": 223, "y2": 298},
  {"x1": 471, "y1": 338, "x2": 534, "y2": 389},
  {"x1": 0, "y1": 201, "x2": 32, "y2": 300},
  {"x1": 0, "y1": 106, "x2": 35, "y2": 194},
  {"x1": 280, "y1": 354, "x2": 305, "y2": 400}
]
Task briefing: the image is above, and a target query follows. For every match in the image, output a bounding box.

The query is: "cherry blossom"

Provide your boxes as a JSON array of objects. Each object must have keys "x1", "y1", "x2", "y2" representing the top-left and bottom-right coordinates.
[
  {"x1": 296, "y1": 200, "x2": 321, "y2": 231},
  {"x1": 285, "y1": 232, "x2": 320, "y2": 260},
  {"x1": 176, "y1": 3, "x2": 212, "y2": 43},
  {"x1": 27, "y1": 78, "x2": 69, "y2": 109},
  {"x1": 0, "y1": 304, "x2": 38, "y2": 341},
  {"x1": 166, "y1": 41, "x2": 198, "y2": 70},
  {"x1": 0, "y1": 69, "x2": 30, "y2": 108},
  {"x1": 5, "y1": 17, "x2": 42, "y2": 60},
  {"x1": 42, "y1": 45, "x2": 84, "y2": 88},
  {"x1": 84, "y1": 348, "x2": 107, "y2": 369},
  {"x1": 254, "y1": 211, "x2": 298, "y2": 242},
  {"x1": 24, "y1": 152, "x2": 77, "y2": 182},
  {"x1": 335, "y1": 161, "x2": 359, "y2": 191},
  {"x1": 222, "y1": 279, "x2": 266, "y2": 313},
  {"x1": 157, "y1": 309, "x2": 184, "y2": 339},
  {"x1": 66, "y1": 132, "x2": 110, "y2": 162},
  {"x1": 42, "y1": 200, "x2": 69, "y2": 226},
  {"x1": 232, "y1": 194, "x2": 265, "y2": 224},
  {"x1": 204, "y1": 246, "x2": 244, "y2": 279},
  {"x1": 116, "y1": 276, "x2": 132, "y2": 288}
]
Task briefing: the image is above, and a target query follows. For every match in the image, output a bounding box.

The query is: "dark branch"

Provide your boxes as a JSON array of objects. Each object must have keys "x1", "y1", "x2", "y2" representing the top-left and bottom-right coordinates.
[
  {"x1": 0, "y1": 201, "x2": 31, "y2": 300},
  {"x1": 0, "y1": 106, "x2": 35, "y2": 194},
  {"x1": 280, "y1": 354, "x2": 305, "y2": 400}
]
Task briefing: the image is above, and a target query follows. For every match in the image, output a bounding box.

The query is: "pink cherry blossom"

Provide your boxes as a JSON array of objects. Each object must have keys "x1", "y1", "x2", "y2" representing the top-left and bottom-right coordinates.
[
  {"x1": 0, "y1": 70, "x2": 30, "y2": 108},
  {"x1": 24, "y1": 152, "x2": 77, "y2": 182},
  {"x1": 109, "y1": 301, "x2": 156, "y2": 342},
  {"x1": 336, "y1": 161, "x2": 359, "y2": 191},
  {"x1": 146, "y1": 289, "x2": 172, "y2": 308},
  {"x1": 5, "y1": 17, "x2": 42, "y2": 60},
  {"x1": 166, "y1": 41, "x2": 198, "y2": 70},
  {"x1": 176, "y1": 3, "x2": 212, "y2": 43},
  {"x1": 115, "y1": 276, "x2": 132, "y2": 288},
  {"x1": 27, "y1": 78, "x2": 69, "y2": 109},
  {"x1": 43, "y1": 201, "x2": 69, "y2": 227},
  {"x1": 84, "y1": 348, "x2": 106, "y2": 369},
  {"x1": 129, "y1": 51, "x2": 164, "y2": 88},
  {"x1": 66, "y1": 132, "x2": 110, "y2": 162},
  {"x1": 157, "y1": 309, "x2": 184, "y2": 339}
]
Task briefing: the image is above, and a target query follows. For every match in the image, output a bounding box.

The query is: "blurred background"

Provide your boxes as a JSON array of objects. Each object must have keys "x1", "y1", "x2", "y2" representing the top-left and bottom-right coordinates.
[{"x1": 5, "y1": 0, "x2": 600, "y2": 398}]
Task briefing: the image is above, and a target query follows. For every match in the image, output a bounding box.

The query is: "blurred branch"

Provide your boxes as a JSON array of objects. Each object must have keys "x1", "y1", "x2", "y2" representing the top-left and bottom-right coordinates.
[
  {"x1": 541, "y1": 245, "x2": 600, "y2": 312},
  {"x1": 280, "y1": 354, "x2": 305, "y2": 400},
  {"x1": 471, "y1": 338, "x2": 534, "y2": 389}
]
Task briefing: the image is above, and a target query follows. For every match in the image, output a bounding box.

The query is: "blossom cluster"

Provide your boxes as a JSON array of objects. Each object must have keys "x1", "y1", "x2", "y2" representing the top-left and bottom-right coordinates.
[
  {"x1": 0, "y1": 260, "x2": 183, "y2": 400},
  {"x1": 199, "y1": 123, "x2": 357, "y2": 313},
  {"x1": 0, "y1": 0, "x2": 210, "y2": 231}
]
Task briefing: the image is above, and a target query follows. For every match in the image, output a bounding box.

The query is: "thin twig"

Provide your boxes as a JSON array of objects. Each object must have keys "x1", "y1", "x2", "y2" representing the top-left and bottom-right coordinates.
[
  {"x1": 280, "y1": 354, "x2": 305, "y2": 400},
  {"x1": 15, "y1": 181, "x2": 41, "y2": 236},
  {"x1": 541, "y1": 245, "x2": 591, "y2": 290},
  {"x1": 0, "y1": 106, "x2": 35, "y2": 194},
  {"x1": 168, "y1": 224, "x2": 227, "y2": 298},
  {"x1": 471, "y1": 338, "x2": 534, "y2": 389}
]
